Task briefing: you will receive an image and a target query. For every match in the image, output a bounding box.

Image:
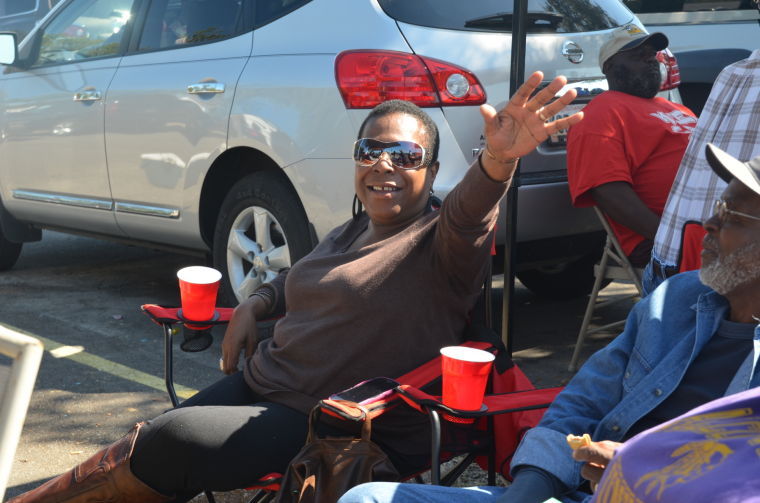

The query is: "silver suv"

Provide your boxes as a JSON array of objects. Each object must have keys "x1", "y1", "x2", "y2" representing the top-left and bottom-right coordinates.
[{"x1": 0, "y1": 0, "x2": 666, "y2": 304}]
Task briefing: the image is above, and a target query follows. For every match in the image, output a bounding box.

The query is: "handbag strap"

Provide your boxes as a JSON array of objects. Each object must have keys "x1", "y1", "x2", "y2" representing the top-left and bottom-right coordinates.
[{"x1": 307, "y1": 402, "x2": 371, "y2": 443}]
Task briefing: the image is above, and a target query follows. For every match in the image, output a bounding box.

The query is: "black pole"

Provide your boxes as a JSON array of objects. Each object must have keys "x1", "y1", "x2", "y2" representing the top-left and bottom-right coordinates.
[{"x1": 501, "y1": 0, "x2": 528, "y2": 355}]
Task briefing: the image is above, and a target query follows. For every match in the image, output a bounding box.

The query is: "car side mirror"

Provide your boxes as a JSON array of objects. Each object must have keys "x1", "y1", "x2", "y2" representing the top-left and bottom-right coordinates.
[{"x1": 0, "y1": 32, "x2": 18, "y2": 66}]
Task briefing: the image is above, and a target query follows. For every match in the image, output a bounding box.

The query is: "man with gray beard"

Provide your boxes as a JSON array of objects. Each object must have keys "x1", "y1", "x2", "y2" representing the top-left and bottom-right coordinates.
[
  {"x1": 699, "y1": 144, "x2": 760, "y2": 299},
  {"x1": 564, "y1": 144, "x2": 760, "y2": 498},
  {"x1": 700, "y1": 236, "x2": 760, "y2": 296},
  {"x1": 339, "y1": 143, "x2": 760, "y2": 503}
]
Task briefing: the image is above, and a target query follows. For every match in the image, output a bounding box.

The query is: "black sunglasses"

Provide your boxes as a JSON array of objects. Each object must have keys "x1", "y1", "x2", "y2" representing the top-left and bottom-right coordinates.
[{"x1": 353, "y1": 138, "x2": 427, "y2": 170}]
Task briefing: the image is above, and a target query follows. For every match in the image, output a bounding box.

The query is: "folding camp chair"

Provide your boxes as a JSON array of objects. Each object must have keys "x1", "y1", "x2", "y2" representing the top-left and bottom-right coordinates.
[
  {"x1": 676, "y1": 220, "x2": 705, "y2": 273},
  {"x1": 140, "y1": 303, "x2": 562, "y2": 501},
  {"x1": 141, "y1": 231, "x2": 562, "y2": 501},
  {"x1": 308, "y1": 251, "x2": 562, "y2": 486},
  {"x1": 568, "y1": 207, "x2": 643, "y2": 372},
  {"x1": 317, "y1": 341, "x2": 562, "y2": 485},
  {"x1": 140, "y1": 305, "x2": 284, "y2": 502}
]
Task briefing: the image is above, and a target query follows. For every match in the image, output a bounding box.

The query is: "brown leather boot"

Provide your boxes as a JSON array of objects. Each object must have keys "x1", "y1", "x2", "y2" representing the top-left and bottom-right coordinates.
[{"x1": 8, "y1": 422, "x2": 171, "y2": 503}]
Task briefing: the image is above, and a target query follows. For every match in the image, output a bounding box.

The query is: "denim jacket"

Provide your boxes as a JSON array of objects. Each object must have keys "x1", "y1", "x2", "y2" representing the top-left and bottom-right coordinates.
[{"x1": 511, "y1": 271, "x2": 760, "y2": 502}]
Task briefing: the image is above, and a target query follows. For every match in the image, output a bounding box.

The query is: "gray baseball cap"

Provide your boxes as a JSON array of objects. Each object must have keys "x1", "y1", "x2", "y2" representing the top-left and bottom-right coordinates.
[
  {"x1": 598, "y1": 24, "x2": 668, "y2": 69},
  {"x1": 705, "y1": 143, "x2": 760, "y2": 197}
]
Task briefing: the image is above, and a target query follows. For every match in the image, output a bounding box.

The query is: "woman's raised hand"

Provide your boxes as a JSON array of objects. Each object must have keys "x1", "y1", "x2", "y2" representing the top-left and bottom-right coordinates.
[
  {"x1": 220, "y1": 297, "x2": 260, "y2": 374},
  {"x1": 479, "y1": 71, "x2": 584, "y2": 181}
]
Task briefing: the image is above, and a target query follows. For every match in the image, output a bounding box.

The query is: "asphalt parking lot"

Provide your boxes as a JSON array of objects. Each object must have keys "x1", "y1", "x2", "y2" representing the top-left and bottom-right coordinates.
[{"x1": 0, "y1": 231, "x2": 637, "y2": 500}]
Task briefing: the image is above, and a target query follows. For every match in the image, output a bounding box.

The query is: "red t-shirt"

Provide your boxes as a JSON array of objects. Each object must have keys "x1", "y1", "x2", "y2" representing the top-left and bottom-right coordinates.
[{"x1": 567, "y1": 91, "x2": 696, "y2": 255}]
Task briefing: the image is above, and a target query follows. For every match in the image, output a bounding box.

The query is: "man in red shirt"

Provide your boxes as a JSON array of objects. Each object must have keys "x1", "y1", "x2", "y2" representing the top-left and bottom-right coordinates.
[{"x1": 567, "y1": 25, "x2": 697, "y2": 267}]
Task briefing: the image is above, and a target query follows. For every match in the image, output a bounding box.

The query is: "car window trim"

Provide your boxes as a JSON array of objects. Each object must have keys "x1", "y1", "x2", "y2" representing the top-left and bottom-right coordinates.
[{"x1": 125, "y1": 0, "x2": 149, "y2": 54}]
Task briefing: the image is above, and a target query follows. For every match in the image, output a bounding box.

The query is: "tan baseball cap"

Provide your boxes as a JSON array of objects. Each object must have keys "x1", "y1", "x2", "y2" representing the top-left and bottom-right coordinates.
[
  {"x1": 705, "y1": 144, "x2": 760, "y2": 197},
  {"x1": 598, "y1": 24, "x2": 668, "y2": 69}
]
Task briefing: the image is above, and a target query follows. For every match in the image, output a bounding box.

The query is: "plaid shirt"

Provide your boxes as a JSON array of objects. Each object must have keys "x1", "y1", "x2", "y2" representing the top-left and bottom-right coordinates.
[{"x1": 653, "y1": 49, "x2": 760, "y2": 266}]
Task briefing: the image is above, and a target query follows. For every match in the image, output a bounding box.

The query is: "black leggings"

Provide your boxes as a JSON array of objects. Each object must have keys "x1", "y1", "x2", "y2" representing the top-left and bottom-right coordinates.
[{"x1": 131, "y1": 372, "x2": 328, "y2": 502}]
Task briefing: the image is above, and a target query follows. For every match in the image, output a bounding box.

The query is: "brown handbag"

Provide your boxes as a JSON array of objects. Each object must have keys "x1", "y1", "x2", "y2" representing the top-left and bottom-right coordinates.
[{"x1": 275, "y1": 403, "x2": 400, "y2": 503}]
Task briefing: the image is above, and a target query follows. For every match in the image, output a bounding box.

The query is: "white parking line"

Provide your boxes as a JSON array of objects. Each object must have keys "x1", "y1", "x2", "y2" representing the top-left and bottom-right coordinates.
[{"x1": 1, "y1": 324, "x2": 198, "y2": 400}]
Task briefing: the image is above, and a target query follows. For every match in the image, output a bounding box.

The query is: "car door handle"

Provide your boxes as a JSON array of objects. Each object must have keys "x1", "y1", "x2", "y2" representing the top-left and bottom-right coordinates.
[
  {"x1": 187, "y1": 82, "x2": 225, "y2": 94},
  {"x1": 73, "y1": 88, "x2": 102, "y2": 102}
]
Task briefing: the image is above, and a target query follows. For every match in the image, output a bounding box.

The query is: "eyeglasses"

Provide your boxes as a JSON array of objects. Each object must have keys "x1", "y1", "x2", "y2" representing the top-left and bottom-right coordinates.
[
  {"x1": 713, "y1": 199, "x2": 760, "y2": 223},
  {"x1": 353, "y1": 138, "x2": 427, "y2": 170}
]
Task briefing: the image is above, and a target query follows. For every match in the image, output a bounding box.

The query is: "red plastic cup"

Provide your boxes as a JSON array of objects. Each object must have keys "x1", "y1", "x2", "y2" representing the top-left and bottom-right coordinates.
[
  {"x1": 440, "y1": 346, "x2": 495, "y2": 411},
  {"x1": 177, "y1": 266, "x2": 222, "y2": 327}
]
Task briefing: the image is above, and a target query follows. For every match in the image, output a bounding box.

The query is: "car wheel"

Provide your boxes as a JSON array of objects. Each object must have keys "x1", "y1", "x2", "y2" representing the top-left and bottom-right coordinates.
[
  {"x1": 517, "y1": 250, "x2": 606, "y2": 300},
  {"x1": 213, "y1": 172, "x2": 313, "y2": 306},
  {"x1": 0, "y1": 230, "x2": 22, "y2": 271}
]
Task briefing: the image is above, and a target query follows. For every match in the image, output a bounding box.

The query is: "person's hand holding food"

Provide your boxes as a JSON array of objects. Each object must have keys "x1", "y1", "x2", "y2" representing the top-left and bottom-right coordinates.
[{"x1": 567, "y1": 434, "x2": 622, "y2": 489}]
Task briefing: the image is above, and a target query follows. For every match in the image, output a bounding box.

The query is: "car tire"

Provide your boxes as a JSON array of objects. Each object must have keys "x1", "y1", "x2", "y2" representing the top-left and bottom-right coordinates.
[
  {"x1": 516, "y1": 250, "x2": 606, "y2": 300},
  {"x1": 213, "y1": 172, "x2": 313, "y2": 306},
  {"x1": 0, "y1": 230, "x2": 22, "y2": 271}
]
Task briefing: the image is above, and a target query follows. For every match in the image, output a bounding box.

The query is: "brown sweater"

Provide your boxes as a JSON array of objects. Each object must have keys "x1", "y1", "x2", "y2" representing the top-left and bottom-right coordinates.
[{"x1": 244, "y1": 160, "x2": 509, "y2": 416}]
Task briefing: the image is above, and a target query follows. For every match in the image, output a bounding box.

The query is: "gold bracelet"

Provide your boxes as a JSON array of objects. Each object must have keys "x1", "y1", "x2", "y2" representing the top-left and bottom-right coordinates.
[{"x1": 484, "y1": 144, "x2": 519, "y2": 165}]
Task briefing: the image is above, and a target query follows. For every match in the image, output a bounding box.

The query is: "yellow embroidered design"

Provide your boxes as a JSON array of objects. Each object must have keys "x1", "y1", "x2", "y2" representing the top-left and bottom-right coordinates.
[
  {"x1": 634, "y1": 408, "x2": 760, "y2": 499},
  {"x1": 595, "y1": 461, "x2": 644, "y2": 503},
  {"x1": 597, "y1": 407, "x2": 760, "y2": 502},
  {"x1": 634, "y1": 440, "x2": 733, "y2": 499}
]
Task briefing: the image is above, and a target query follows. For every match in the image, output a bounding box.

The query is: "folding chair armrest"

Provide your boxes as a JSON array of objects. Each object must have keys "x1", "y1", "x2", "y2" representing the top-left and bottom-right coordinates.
[
  {"x1": 396, "y1": 385, "x2": 487, "y2": 419},
  {"x1": 482, "y1": 387, "x2": 563, "y2": 413},
  {"x1": 396, "y1": 384, "x2": 563, "y2": 418},
  {"x1": 140, "y1": 304, "x2": 283, "y2": 409},
  {"x1": 140, "y1": 304, "x2": 235, "y2": 326}
]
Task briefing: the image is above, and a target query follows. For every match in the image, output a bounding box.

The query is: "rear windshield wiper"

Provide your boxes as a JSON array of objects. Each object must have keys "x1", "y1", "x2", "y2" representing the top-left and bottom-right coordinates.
[{"x1": 464, "y1": 11, "x2": 564, "y2": 31}]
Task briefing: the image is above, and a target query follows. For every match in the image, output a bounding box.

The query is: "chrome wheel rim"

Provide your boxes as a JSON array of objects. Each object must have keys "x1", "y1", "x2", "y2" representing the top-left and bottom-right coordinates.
[{"x1": 225, "y1": 206, "x2": 291, "y2": 303}]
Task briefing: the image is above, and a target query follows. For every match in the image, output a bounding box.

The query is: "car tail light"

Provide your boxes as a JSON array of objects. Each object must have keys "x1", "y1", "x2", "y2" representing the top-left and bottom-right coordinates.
[
  {"x1": 657, "y1": 49, "x2": 681, "y2": 91},
  {"x1": 335, "y1": 50, "x2": 486, "y2": 109}
]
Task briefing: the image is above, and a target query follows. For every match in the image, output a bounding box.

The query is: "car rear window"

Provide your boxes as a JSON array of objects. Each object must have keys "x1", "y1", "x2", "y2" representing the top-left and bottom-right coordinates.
[{"x1": 378, "y1": 0, "x2": 634, "y2": 33}]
